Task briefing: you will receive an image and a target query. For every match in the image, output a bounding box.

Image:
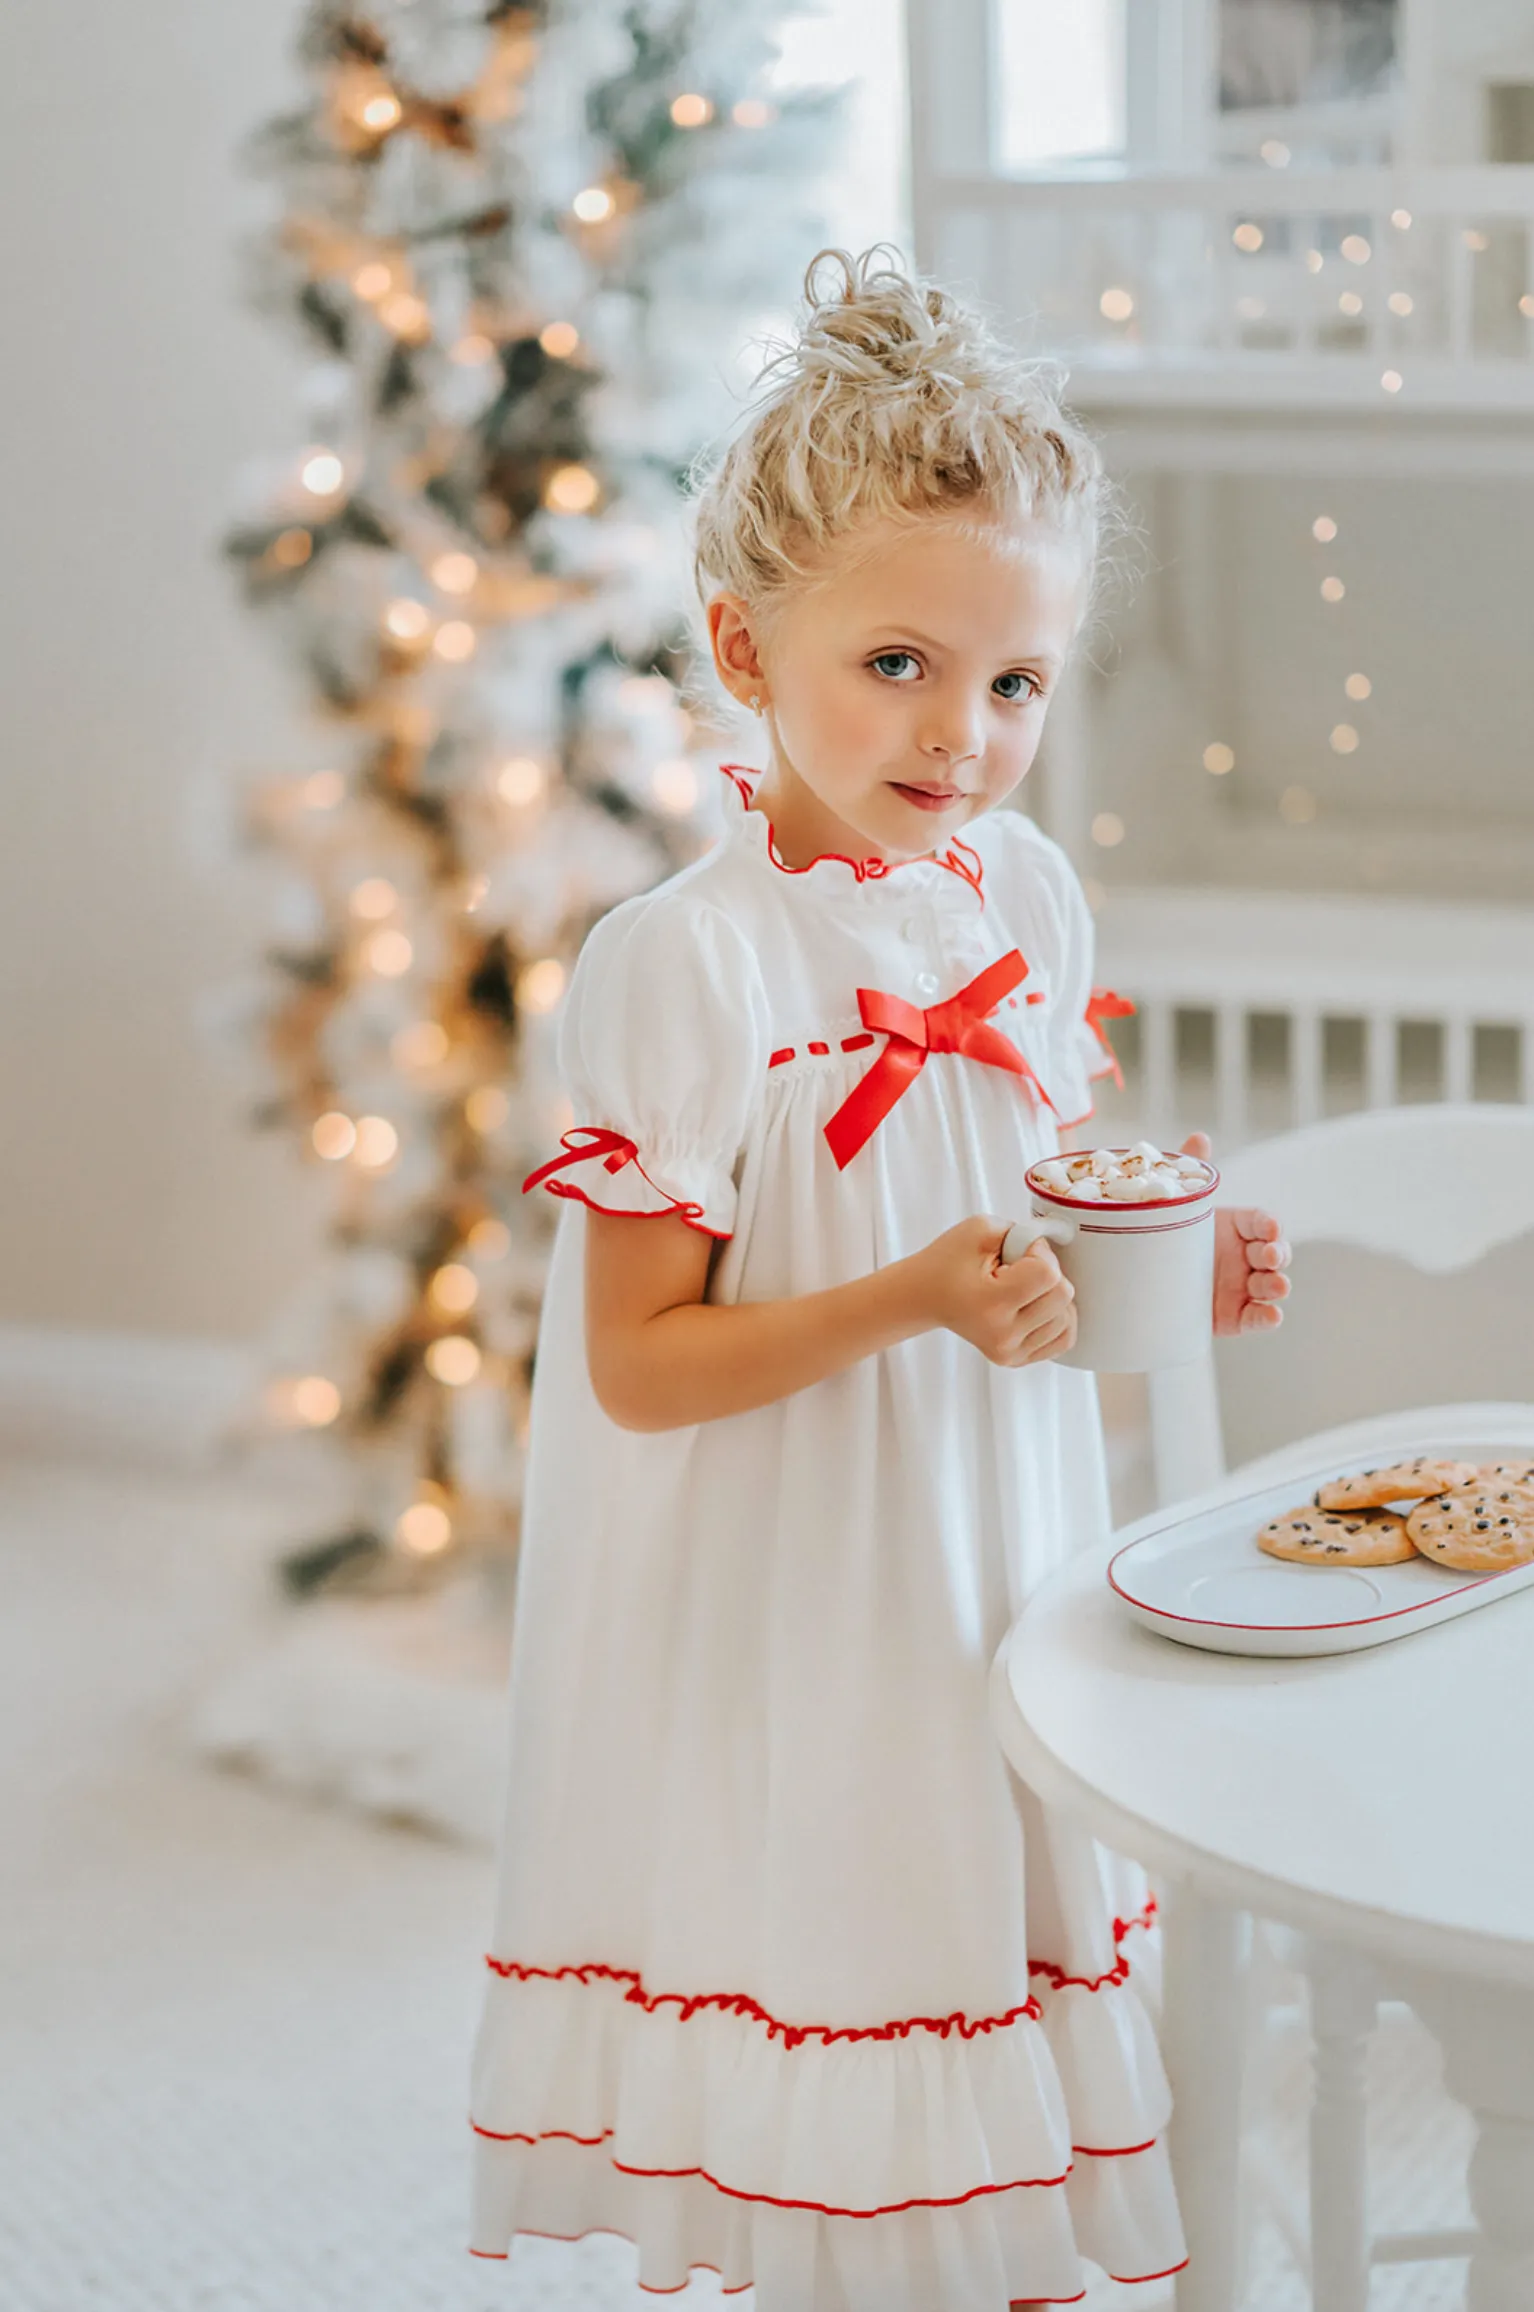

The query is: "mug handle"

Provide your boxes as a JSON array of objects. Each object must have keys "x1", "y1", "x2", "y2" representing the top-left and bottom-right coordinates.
[{"x1": 1000, "y1": 1210, "x2": 1076, "y2": 1266}]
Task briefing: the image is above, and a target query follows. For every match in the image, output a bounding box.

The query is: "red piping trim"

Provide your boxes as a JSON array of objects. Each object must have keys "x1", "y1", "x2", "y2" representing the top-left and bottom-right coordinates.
[
  {"x1": 473, "y1": 2118, "x2": 1167, "y2": 2170},
  {"x1": 482, "y1": 1955, "x2": 1043, "y2": 2042},
  {"x1": 607, "y1": 2155, "x2": 1074, "y2": 2216},
  {"x1": 721, "y1": 764, "x2": 985, "y2": 902},
  {"x1": 1030, "y1": 1898, "x2": 1158, "y2": 1994},
  {"x1": 768, "y1": 1046, "x2": 794, "y2": 1068}
]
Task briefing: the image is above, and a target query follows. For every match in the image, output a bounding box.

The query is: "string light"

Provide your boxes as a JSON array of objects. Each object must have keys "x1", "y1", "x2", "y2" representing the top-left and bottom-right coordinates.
[
  {"x1": 1321, "y1": 575, "x2": 1346, "y2": 602},
  {"x1": 1381, "y1": 369, "x2": 1403, "y2": 394},
  {"x1": 1279, "y1": 785, "x2": 1317, "y2": 824},
  {"x1": 1338, "y1": 291, "x2": 1363, "y2": 316},
  {"x1": 1345, "y1": 672, "x2": 1372, "y2": 702},
  {"x1": 571, "y1": 186, "x2": 614, "y2": 222},
  {"x1": 1203, "y1": 742, "x2": 1235, "y2": 775},
  {"x1": 1305, "y1": 250, "x2": 1325, "y2": 274},
  {"x1": 430, "y1": 1263, "x2": 480, "y2": 1314},
  {"x1": 1340, "y1": 235, "x2": 1371, "y2": 265},
  {"x1": 518, "y1": 958, "x2": 566, "y2": 1013},
  {"x1": 363, "y1": 929, "x2": 413, "y2": 977},
  {"x1": 465, "y1": 1086, "x2": 509, "y2": 1132},
  {"x1": 539, "y1": 320, "x2": 580, "y2": 358},
  {"x1": 732, "y1": 99, "x2": 773, "y2": 128},
  {"x1": 353, "y1": 1115, "x2": 400, "y2": 1167},
  {"x1": 292, "y1": 1376, "x2": 342, "y2": 1426},
  {"x1": 670, "y1": 93, "x2": 713, "y2": 127},
  {"x1": 300, "y1": 450, "x2": 344, "y2": 496},
  {"x1": 1090, "y1": 812, "x2": 1125, "y2": 848},
  {"x1": 396, "y1": 1500, "x2": 452, "y2": 1554},
  {"x1": 426, "y1": 1335, "x2": 482, "y2": 1385},
  {"x1": 1099, "y1": 287, "x2": 1134, "y2": 321},
  {"x1": 1236, "y1": 296, "x2": 1265, "y2": 320},
  {"x1": 433, "y1": 620, "x2": 476, "y2": 662},
  {"x1": 462, "y1": 873, "x2": 489, "y2": 913},
  {"x1": 385, "y1": 598, "x2": 431, "y2": 641},
  {"x1": 1312, "y1": 515, "x2": 1338, "y2": 542},
  {"x1": 1463, "y1": 228, "x2": 1489, "y2": 253},
  {"x1": 468, "y1": 1217, "x2": 511, "y2": 1259},
  {"x1": 651, "y1": 758, "x2": 698, "y2": 814},
  {"x1": 450, "y1": 332, "x2": 495, "y2": 365},
  {"x1": 544, "y1": 463, "x2": 599, "y2": 513},
  {"x1": 360, "y1": 91, "x2": 403, "y2": 133},
  {"x1": 302, "y1": 770, "x2": 345, "y2": 809},
  {"x1": 352, "y1": 261, "x2": 393, "y2": 301},
  {"x1": 497, "y1": 756, "x2": 547, "y2": 806},
  {"x1": 1391, "y1": 208, "x2": 1413, "y2": 230},
  {"x1": 1081, "y1": 877, "x2": 1106, "y2": 912},
  {"x1": 1232, "y1": 223, "x2": 1264, "y2": 253},
  {"x1": 392, "y1": 1020, "x2": 449, "y2": 1069},
  {"x1": 378, "y1": 291, "x2": 431, "y2": 342},
  {"x1": 1330, "y1": 723, "x2": 1360, "y2": 754},
  {"x1": 312, "y1": 1111, "x2": 357, "y2": 1160},
  {"x1": 349, "y1": 877, "x2": 397, "y2": 920},
  {"x1": 431, "y1": 551, "x2": 478, "y2": 594},
  {"x1": 272, "y1": 528, "x2": 313, "y2": 568},
  {"x1": 1259, "y1": 139, "x2": 1290, "y2": 167},
  {"x1": 1388, "y1": 291, "x2": 1414, "y2": 316},
  {"x1": 1521, "y1": 295, "x2": 1534, "y2": 319}
]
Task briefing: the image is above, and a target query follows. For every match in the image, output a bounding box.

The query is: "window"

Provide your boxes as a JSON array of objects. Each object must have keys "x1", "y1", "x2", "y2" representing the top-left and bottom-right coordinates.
[{"x1": 997, "y1": 0, "x2": 1126, "y2": 171}]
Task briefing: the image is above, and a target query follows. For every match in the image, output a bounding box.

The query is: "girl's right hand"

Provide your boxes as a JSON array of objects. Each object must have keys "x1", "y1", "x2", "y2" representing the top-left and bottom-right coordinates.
[{"x1": 907, "y1": 1218, "x2": 1077, "y2": 1368}]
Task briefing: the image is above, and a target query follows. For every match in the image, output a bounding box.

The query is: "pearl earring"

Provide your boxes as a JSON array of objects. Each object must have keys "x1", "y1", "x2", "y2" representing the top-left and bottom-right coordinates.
[{"x1": 749, "y1": 694, "x2": 763, "y2": 716}]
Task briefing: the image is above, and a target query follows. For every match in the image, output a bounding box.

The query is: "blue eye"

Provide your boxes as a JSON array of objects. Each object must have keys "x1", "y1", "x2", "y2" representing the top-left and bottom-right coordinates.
[
  {"x1": 871, "y1": 651, "x2": 920, "y2": 681},
  {"x1": 993, "y1": 672, "x2": 1039, "y2": 703}
]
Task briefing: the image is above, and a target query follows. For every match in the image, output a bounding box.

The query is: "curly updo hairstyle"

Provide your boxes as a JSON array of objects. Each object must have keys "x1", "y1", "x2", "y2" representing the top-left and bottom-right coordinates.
[{"x1": 689, "y1": 246, "x2": 1110, "y2": 623}]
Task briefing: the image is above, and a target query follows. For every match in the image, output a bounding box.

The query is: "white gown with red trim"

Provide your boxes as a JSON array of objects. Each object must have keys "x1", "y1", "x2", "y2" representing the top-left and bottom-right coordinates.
[{"x1": 470, "y1": 768, "x2": 1185, "y2": 2307}]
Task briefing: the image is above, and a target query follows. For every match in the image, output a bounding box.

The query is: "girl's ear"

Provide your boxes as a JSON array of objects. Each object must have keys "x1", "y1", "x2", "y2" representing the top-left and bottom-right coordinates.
[{"x1": 707, "y1": 594, "x2": 767, "y2": 710}]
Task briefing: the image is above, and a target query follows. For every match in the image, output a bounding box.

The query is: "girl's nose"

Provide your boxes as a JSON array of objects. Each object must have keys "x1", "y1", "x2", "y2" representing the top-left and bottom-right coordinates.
[{"x1": 920, "y1": 706, "x2": 984, "y2": 768}]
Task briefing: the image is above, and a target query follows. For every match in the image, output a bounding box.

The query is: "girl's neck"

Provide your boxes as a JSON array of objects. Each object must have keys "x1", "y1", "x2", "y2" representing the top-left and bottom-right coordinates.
[{"x1": 749, "y1": 756, "x2": 934, "y2": 872}]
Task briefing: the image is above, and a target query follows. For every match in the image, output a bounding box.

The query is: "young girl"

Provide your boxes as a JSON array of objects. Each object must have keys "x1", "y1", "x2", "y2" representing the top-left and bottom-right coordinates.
[{"x1": 470, "y1": 248, "x2": 1290, "y2": 2310}]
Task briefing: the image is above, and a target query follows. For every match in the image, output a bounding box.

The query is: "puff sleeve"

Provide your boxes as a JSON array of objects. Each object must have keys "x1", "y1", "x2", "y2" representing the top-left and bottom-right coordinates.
[
  {"x1": 994, "y1": 815, "x2": 1131, "y2": 1130},
  {"x1": 523, "y1": 890, "x2": 769, "y2": 1240}
]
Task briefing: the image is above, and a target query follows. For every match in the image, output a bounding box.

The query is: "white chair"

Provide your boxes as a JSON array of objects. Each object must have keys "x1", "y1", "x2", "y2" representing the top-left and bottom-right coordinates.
[{"x1": 1146, "y1": 1104, "x2": 1534, "y2": 2312}]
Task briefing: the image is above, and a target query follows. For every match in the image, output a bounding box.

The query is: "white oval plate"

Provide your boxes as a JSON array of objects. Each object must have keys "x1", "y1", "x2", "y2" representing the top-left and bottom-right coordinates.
[{"x1": 1109, "y1": 1442, "x2": 1534, "y2": 1657}]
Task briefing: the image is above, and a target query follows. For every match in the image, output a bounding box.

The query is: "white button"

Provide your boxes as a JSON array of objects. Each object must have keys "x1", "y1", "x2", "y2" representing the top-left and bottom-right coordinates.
[
  {"x1": 901, "y1": 917, "x2": 923, "y2": 943},
  {"x1": 914, "y1": 971, "x2": 941, "y2": 999}
]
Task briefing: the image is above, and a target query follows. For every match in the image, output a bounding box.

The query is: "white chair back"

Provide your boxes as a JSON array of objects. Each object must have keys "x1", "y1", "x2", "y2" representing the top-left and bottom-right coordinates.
[{"x1": 1148, "y1": 1105, "x2": 1534, "y2": 1507}]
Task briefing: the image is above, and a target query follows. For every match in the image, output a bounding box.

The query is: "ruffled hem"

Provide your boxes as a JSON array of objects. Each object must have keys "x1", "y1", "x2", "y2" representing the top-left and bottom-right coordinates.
[
  {"x1": 469, "y1": 1910, "x2": 1182, "y2": 2303},
  {"x1": 470, "y1": 2132, "x2": 1186, "y2": 2307},
  {"x1": 522, "y1": 1126, "x2": 734, "y2": 1239}
]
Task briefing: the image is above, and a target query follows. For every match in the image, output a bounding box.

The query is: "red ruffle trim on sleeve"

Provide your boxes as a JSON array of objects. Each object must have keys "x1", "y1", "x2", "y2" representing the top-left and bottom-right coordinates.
[{"x1": 522, "y1": 1128, "x2": 732, "y2": 1241}]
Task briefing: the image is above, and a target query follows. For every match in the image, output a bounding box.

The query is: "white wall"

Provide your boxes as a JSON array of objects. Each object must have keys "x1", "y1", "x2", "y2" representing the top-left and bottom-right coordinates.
[{"x1": 0, "y1": 0, "x2": 329, "y2": 1340}]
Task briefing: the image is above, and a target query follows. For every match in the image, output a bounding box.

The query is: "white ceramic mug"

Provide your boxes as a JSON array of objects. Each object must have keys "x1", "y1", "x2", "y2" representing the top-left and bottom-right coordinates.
[{"x1": 1000, "y1": 1152, "x2": 1221, "y2": 1373}]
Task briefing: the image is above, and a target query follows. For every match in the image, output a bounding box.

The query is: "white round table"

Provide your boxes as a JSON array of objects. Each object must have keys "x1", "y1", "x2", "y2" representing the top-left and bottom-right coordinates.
[{"x1": 991, "y1": 1529, "x2": 1534, "y2": 2312}]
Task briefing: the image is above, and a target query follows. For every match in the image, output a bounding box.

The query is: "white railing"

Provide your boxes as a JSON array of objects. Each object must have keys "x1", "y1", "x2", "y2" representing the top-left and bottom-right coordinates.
[
  {"x1": 1089, "y1": 885, "x2": 1534, "y2": 1151},
  {"x1": 923, "y1": 166, "x2": 1534, "y2": 411}
]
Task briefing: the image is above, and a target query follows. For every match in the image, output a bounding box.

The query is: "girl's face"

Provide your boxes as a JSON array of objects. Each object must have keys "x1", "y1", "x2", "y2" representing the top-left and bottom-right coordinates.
[{"x1": 709, "y1": 510, "x2": 1088, "y2": 865}]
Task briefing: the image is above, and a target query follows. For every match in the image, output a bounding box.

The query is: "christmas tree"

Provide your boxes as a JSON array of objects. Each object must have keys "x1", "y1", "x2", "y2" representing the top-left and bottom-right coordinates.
[{"x1": 224, "y1": 0, "x2": 837, "y2": 1592}]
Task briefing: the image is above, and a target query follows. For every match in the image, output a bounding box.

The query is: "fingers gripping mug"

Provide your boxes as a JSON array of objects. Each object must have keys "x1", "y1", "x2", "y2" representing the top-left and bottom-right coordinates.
[{"x1": 1000, "y1": 1148, "x2": 1220, "y2": 1373}]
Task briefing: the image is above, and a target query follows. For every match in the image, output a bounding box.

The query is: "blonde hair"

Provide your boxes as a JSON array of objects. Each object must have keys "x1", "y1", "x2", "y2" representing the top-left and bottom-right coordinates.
[{"x1": 689, "y1": 246, "x2": 1109, "y2": 619}]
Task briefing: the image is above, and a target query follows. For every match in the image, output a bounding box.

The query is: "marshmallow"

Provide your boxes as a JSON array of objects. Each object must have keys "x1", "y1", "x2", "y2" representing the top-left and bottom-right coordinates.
[{"x1": 1038, "y1": 1143, "x2": 1210, "y2": 1204}]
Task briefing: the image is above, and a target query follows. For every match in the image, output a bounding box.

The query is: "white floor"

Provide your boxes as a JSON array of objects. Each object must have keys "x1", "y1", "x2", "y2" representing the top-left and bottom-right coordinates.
[{"x1": 0, "y1": 1455, "x2": 1476, "y2": 2311}]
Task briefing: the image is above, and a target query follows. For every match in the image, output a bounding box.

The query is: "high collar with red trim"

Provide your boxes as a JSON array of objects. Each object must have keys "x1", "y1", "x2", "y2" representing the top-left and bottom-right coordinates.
[{"x1": 718, "y1": 763, "x2": 985, "y2": 907}]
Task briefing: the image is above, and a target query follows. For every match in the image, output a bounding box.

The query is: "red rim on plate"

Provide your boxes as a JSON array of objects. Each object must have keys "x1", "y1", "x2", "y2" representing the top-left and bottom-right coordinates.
[{"x1": 1027, "y1": 1150, "x2": 1220, "y2": 1213}]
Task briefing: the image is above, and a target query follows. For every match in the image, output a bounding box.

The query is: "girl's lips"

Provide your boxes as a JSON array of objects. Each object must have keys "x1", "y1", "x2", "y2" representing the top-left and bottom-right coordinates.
[{"x1": 891, "y1": 782, "x2": 963, "y2": 813}]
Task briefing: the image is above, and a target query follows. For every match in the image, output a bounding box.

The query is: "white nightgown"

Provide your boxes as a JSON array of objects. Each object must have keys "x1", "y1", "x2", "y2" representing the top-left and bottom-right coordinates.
[{"x1": 470, "y1": 764, "x2": 1186, "y2": 2308}]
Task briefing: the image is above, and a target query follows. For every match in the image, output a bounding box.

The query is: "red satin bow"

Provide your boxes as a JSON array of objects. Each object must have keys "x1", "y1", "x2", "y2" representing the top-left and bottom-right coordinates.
[
  {"x1": 1085, "y1": 987, "x2": 1135, "y2": 1089},
  {"x1": 523, "y1": 1126, "x2": 638, "y2": 1194},
  {"x1": 823, "y1": 948, "x2": 1055, "y2": 1171}
]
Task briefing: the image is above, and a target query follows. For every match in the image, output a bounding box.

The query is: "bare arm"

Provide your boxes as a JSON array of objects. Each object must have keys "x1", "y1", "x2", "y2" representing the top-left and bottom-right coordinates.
[{"x1": 583, "y1": 1208, "x2": 1077, "y2": 1432}]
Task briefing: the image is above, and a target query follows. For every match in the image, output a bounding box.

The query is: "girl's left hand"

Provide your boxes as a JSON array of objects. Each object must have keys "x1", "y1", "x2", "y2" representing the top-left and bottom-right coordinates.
[{"x1": 1179, "y1": 1132, "x2": 1292, "y2": 1337}]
